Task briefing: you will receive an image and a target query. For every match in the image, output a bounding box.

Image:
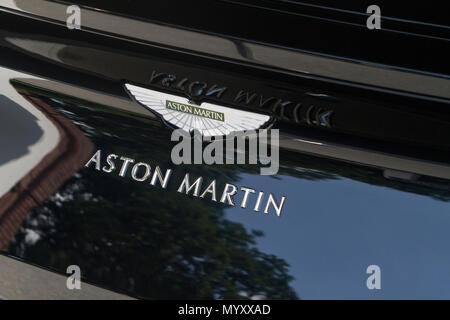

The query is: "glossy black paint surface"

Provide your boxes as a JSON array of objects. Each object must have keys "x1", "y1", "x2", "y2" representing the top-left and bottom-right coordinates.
[
  {"x1": 5, "y1": 84, "x2": 450, "y2": 299},
  {"x1": 67, "y1": 0, "x2": 450, "y2": 75},
  {"x1": 1, "y1": 10, "x2": 449, "y2": 161},
  {"x1": 0, "y1": 1, "x2": 450, "y2": 299}
]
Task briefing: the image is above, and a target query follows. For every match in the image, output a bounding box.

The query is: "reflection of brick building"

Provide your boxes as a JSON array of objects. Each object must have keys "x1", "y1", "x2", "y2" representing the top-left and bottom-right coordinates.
[{"x1": 0, "y1": 92, "x2": 94, "y2": 250}]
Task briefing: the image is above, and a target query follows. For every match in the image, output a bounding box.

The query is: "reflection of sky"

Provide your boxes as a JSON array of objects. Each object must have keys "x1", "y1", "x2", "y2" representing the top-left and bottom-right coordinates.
[
  {"x1": 225, "y1": 173, "x2": 450, "y2": 299},
  {"x1": 0, "y1": 67, "x2": 60, "y2": 197}
]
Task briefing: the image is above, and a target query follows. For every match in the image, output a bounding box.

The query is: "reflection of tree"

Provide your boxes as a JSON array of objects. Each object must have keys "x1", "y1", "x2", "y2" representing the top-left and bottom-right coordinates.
[
  {"x1": 10, "y1": 170, "x2": 297, "y2": 299},
  {"x1": 280, "y1": 150, "x2": 450, "y2": 202},
  {"x1": 8, "y1": 93, "x2": 298, "y2": 299}
]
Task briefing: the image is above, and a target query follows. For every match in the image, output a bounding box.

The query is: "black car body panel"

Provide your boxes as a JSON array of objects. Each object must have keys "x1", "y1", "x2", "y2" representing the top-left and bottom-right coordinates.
[{"x1": 0, "y1": 1, "x2": 449, "y2": 299}]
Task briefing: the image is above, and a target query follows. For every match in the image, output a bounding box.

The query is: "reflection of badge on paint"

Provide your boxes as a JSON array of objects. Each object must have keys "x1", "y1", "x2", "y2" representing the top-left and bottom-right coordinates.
[{"x1": 125, "y1": 84, "x2": 271, "y2": 137}]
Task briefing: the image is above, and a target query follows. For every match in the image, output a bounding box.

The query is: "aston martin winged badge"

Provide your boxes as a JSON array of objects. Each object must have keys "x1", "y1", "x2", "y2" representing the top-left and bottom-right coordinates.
[{"x1": 125, "y1": 83, "x2": 271, "y2": 137}]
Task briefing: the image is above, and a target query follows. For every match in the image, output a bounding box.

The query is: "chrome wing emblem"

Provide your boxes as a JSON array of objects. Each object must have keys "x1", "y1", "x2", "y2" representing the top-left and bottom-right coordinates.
[{"x1": 125, "y1": 84, "x2": 271, "y2": 137}]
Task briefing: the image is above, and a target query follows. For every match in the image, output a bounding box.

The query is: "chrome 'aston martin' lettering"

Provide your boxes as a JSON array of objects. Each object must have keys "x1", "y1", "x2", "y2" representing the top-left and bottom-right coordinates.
[
  {"x1": 166, "y1": 100, "x2": 225, "y2": 122},
  {"x1": 84, "y1": 150, "x2": 286, "y2": 216}
]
